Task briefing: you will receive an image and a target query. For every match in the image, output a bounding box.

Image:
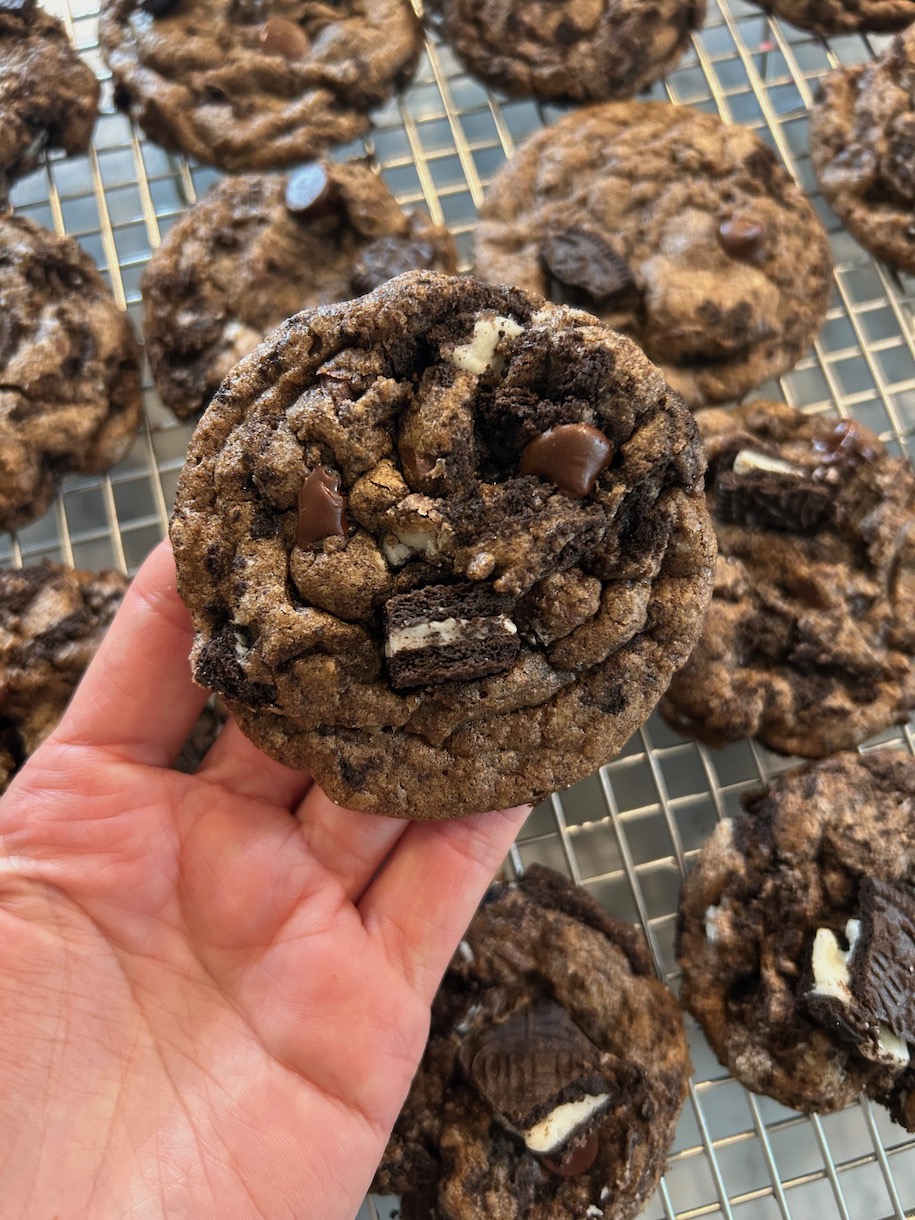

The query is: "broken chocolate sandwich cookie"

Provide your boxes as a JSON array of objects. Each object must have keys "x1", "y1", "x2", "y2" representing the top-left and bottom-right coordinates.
[
  {"x1": 170, "y1": 271, "x2": 716, "y2": 818},
  {"x1": 375, "y1": 865, "x2": 691, "y2": 1218}
]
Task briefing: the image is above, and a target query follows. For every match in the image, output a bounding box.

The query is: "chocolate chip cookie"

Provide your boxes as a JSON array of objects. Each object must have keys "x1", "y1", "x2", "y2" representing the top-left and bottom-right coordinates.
[
  {"x1": 425, "y1": 0, "x2": 705, "y2": 103},
  {"x1": 679, "y1": 750, "x2": 915, "y2": 1130},
  {"x1": 170, "y1": 270, "x2": 716, "y2": 818},
  {"x1": 142, "y1": 161, "x2": 456, "y2": 420},
  {"x1": 660, "y1": 400, "x2": 915, "y2": 757},
  {"x1": 0, "y1": 0, "x2": 100, "y2": 202},
  {"x1": 810, "y1": 25, "x2": 915, "y2": 275},
  {"x1": 474, "y1": 101, "x2": 833, "y2": 409},
  {"x1": 99, "y1": 0, "x2": 422, "y2": 173},
  {"x1": 376, "y1": 865, "x2": 691, "y2": 1218},
  {"x1": 0, "y1": 215, "x2": 142, "y2": 534},
  {"x1": 748, "y1": 0, "x2": 915, "y2": 34}
]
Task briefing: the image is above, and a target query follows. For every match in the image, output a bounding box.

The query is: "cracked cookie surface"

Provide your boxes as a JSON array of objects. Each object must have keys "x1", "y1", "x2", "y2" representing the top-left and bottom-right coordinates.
[
  {"x1": 425, "y1": 0, "x2": 705, "y2": 103},
  {"x1": 473, "y1": 102, "x2": 833, "y2": 409},
  {"x1": 679, "y1": 751, "x2": 915, "y2": 1130},
  {"x1": 99, "y1": 0, "x2": 422, "y2": 172},
  {"x1": 375, "y1": 865, "x2": 690, "y2": 1219},
  {"x1": 811, "y1": 25, "x2": 915, "y2": 275},
  {"x1": 170, "y1": 270, "x2": 716, "y2": 818},
  {"x1": 748, "y1": 0, "x2": 915, "y2": 32},
  {"x1": 142, "y1": 161, "x2": 456, "y2": 420},
  {"x1": 0, "y1": 215, "x2": 142, "y2": 533},
  {"x1": 660, "y1": 399, "x2": 915, "y2": 757},
  {"x1": 0, "y1": 0, "x2": 100, "y2": 202}
]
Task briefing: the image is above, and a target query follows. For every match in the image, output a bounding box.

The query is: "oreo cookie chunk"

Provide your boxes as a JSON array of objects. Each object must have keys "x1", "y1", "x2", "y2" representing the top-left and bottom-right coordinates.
[
  {"x1": 811, "y1": 25, "x2": 915, "y2": 275},
  {"x1": 142, "y1": 162, "x2": 456, "y2": 420},
  {"x1": 0, "y1": 215, "x2": 142, "y2": 533},
  {"x1": 678, "y1": 751, "x2": 915, "y2": 1130},
  {"x1": 375, "y1": 865, "x2": 690, "y2": 1218},
  {"x1": 425, "y1": 0, "x2": 705, "y2": 103},
  {"x1": 0, "y1": 0, "x2": 100, "y2": 201},
  {"x1": 99, "y1": 0, "x2": 421, "y2": 173},
  {"x1": 660, "y1": 399, "x2": 915, "y2": 758},
  {"x1": 748, "y1": 0, "x2": 915, "y2": 33},
  {"x1": 474, "y1": 101, "x2": 833, "y2": 408},
  {"x1": 170, "y1": 271, "x2": 716, "y2": 819}
]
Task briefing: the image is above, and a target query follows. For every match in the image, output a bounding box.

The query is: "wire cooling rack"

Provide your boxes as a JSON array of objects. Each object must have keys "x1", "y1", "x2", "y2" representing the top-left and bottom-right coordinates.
[{"x1": 3, "y1": 0, "x2": 915, "y2": 1216}]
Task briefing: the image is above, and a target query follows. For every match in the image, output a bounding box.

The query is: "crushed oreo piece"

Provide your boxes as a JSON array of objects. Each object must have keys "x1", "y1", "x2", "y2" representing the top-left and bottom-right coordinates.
[
  {"x1": 296, "y1": 465, "x2": 349, "y2": 547},
  {"x1": 350, "y1": 236, "x2": 438, "y2": 295},
  {"x1": 853, "y1": 878, "x2": 915, "y2": 1045},
  {"x1": 284, "y1": 162, "x2": 339, "y2": 219},
  {"x1": 520, "y1": 423, "x2": 614, "y2": 499},
  {"x1": 383, "y1": 581, "x2": 519, "y2": 689},
  {"x1": 714, "y1": 468, "x2": 833, "y2": 534},
  {"x1": 259, "y1": 16, "x2": 310, "y2": 59},
  {"x1": 540, "y1": 229, "x2": 636, "y2": 307},
  {"x1": 717, "y1": 215, "x2": 767, "y2": 262}
]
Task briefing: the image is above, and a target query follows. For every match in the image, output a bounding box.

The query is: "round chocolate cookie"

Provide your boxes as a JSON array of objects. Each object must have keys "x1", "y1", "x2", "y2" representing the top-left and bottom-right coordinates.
[
  {"x1": 748, "y1": 0, "x2": 915, "y2": 33},
  {"x1": 142, "y1": 160, "x2": 457, "y2": 420},
  {"x1": 473, "y1": 101, "x2": 833, "y2": 409},
  {"x1": 0, "y1": 0, "x2": 100, "y2": 201},
  {"x1": 99, "y1": 0, "x2": 422, "y2": 173},
  {"x1": 376, "y1": 865, "x2": 691, "y2": 1219},
  {"x1": 170, "y1": 271, "x2": 716, "y2": 819},
  {"x1": 425, "y1": 0, "x2": 705, "y2": 103},
  {"x1": 679, "y1": 750, "x2": 915, "y2": 1130},
  {"x1": 659, "y1": 400, "x2": 915, "y2": 757},
  {"x1": 0, "y1": 215, "x2": 142, "y2": 534},
  {"x1": 810, "y1": 25, "x2": 915, "y2": 275}
]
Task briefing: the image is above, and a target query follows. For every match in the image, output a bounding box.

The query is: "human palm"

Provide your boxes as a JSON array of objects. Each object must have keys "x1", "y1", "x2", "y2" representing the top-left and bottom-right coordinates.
[{"x1": 0, "y1": 542, "x2": 527, "y2": 1220}]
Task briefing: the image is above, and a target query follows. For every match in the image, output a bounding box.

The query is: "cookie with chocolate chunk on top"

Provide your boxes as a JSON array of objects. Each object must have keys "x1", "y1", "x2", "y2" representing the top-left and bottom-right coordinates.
[
  {"x1": 660, "y1": 399, "x2": 915, "y2": 757},
  {"x1": 170, "y1": 271, "x2": 716, "y2": 818},
  {"x1": 474, "y1": 101, "x2": 833, "y2": 408},
  {"x1": 142, "y1": 161, "x2": 456, "y2": 420},
  {"x1": 679, "y1": 751, "x2": 915, "y2": 1130},
  {"x1": 375, "y1": 865, "x2": 690, "y2": 1219}
]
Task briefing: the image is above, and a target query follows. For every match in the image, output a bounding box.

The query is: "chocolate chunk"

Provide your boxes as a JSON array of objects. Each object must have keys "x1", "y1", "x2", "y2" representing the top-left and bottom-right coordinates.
[
  {"x1": 383, "y1": 581, "x2": 520, "y2": 690},
  {"x1": 540, "y1": 229, "x2": 636, "y2": 307},
  {"x1": 284, "y1": 163, "x2": 339, "y2": 220},
  {"x1": 714, "y1": 470, "x2": 833, "y2": 534},
  {"x1": 464, "y1": 999, "x2": 602, "y2": 1129},
  {"x1": 717, "y1": 216, "x2": 768, "y2": 263},
  {"x1": 812, "y1": 418, "x2": 880, "y2": 472},
  {"x1": 852, "y1": 878, "x2": 915, "y2": 1044},
  {"x1": 520, "y1": 423, "x2": 613, "y2": 499},
  {"x1": 350, "y1": 236, "x2": 438, "y2": 296},
  {"x1": 140, "y1": 0, "x2": 180, "y2": 14},
  {"x1": 259, "y1": 16, "x2": 310, "y2": 60},
  {"x1": 542, "y1": 1131, "x2": 600, "y2": 1178},
  {"x1": 296, "y1": 465, "x2": 349, "y2": 547}
]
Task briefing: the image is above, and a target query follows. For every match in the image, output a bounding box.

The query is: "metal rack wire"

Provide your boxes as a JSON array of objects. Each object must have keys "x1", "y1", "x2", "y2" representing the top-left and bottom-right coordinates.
[{"x1": 3, "y1": 0, "x2": 915, "y2": 1215}]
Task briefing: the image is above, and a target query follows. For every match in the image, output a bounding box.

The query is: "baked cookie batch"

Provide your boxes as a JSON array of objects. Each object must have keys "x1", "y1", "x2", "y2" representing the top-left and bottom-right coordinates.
[{"x1": 3, "y1": 0, "x2": 915, "y2": 1215}]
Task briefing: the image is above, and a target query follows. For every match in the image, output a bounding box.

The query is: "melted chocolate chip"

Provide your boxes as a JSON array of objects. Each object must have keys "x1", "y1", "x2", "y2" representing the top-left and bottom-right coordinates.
[
  {"x1": 541, "y1": 1131, "x2": 600, "y2": 1178},
  {"x1": 350, "y1": 236, "x2": 438, "y2": 296},
  {"x1": 285, "y1": 163, "x2": 338, "y2": 220},
  {"x1": 540, "y1": 229, "x2": 636, "y2": 307},
  {"x1": 852, "y1": 877, "x2": 915, "y2": 1044},
  {"x1": 812, "y1": 418, "x2": 880, "y2": 471},
  {"x1": 259, "y1": 16, "x2": 310, "y2": 60},
  {"x1": 714, "y1": 471, "x2": 833, "y2": 534},
  {"x1": 296, "y1": 466, "x2": 349, "y2": 547},
  {"x1": 520, "y1": 423, "x2": 614, "y2": 499},
  {"x1": 717, "y1": 216, "x2": 767, "y2": 263}
]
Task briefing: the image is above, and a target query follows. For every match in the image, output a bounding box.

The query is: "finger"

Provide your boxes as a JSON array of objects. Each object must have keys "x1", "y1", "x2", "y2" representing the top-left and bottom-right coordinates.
[
  {"x1": 57, "y1": 540, "x2": 209, "y2": 766},
  {"x1": 294, "y1": 784, "x2": 409, "y2": 903},
  {"x1": 195, "y1": 717, "x2": 313, "y2": 810},
  {"x1": 358, "y1": 804, "x2": 531, "y2": 1003}
]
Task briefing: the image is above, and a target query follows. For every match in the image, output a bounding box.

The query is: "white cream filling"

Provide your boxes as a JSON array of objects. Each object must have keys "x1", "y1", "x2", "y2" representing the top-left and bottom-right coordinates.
[
  {"x1": 521, "y1": 1093, "x2": 610, "y2": 1155},
  {"x1": 446, "y1": 315, "x2": 524, "y2": 376},
  {"x1": 381, "y1": 527, "x2": 440, "y2": 567},
  {"x1": 732, "y1": 448, "x2": 803, "y2": 478},
  {"x1": 704, "y1": 904, "x2": 721, "y2": 945},
  {"x1": 386, "y1": 615, "x2": 517, "y2": 657}
]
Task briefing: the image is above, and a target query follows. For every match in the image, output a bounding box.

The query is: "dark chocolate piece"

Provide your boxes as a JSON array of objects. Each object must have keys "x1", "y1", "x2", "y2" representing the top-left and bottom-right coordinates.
[
  {"x1": 853, "y1": 877, "x2": 915, "y2": 1044},
  {"x1": 259, "y1": 16, "x2": 310, "y2": 59},
  {"x1": 520, "y1": 423, "x2": 614, "y2": 498},
  {"x1": 540, "y1": 229, "x2": 636, "y2": 306},
  {"x1": 296, "y1": 465, "x2": 349, "y2": 546},
  {"x1": 350, "y1": 236, "x2": 439, "y2": 295},
  {"x1": 383, "y1": 580, "x2": 520, "y2": 689},
  {"x1": 812, "y1": 418, "x2": 880, "y2": 471},
  {"x1": 140, "y1": 0, "x2": 180, "y2": 15},
  {"x1": 717, "y1": 216, "x2": 768, "y2": 262},
  {"x1": 542, "y1": 1131, "x2": 600, "y2": 1177},
  {"x1": 284, "y1": 162, "x2": 339, "y2": 219},
  {"x1": 714, "y1": 470, "x2": 833, "y2": 533}
]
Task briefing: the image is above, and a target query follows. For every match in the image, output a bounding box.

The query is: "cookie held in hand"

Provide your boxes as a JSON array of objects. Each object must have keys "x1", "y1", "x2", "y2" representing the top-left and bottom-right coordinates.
[{"x1": 170, "y1": 271, "x2": 716, "y2": 818}]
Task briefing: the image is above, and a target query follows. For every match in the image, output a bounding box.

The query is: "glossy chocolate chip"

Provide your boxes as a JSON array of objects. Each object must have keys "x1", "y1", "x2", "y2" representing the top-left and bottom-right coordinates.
[
  {"x1": 350, "y1": 236, "x2": 437, "y2": 296},
  {"x1": 717, "y1": 216, "x2": 767, "y2": 262},
  {"x1": 285, "y1": 162, "x2": 338, "y2": 220},
  {"x1": 296, "y1": 465, "x2": 349, "y2": 547},
  {"x1": 540, "y1": 229, "x2": 636, "y2": 306},
  {"x1": 259, "y1": 16, "x2": 309, "y2": 60},
  {"x1": 812, "y1": 418, "x2": 879, "y2": 470},
  {"x1": 520, "y1": 423, "x2": 614, "y2": 499},
  {"x1": 541, "y1": 1131, "x2": 600, "y2": 1178}
]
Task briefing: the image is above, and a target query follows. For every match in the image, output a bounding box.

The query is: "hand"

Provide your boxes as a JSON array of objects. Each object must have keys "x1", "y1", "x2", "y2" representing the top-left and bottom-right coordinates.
[{"x1": 0, "y1": 541, "x2": 528, "y2": 1220}]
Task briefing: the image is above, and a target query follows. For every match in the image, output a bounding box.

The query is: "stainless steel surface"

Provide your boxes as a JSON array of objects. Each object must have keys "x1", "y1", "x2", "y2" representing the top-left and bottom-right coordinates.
[{"x1": 4, "y1": 2, "x2": 915, "y2": 1216}]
